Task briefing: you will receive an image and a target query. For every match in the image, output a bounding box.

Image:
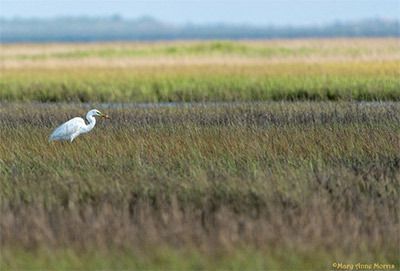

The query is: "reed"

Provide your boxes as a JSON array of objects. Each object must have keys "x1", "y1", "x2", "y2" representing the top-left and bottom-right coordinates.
[
  {"x1": 1, "y1": 39, "x2": 399, "y2": 102},
  {"x1": 1, "y1": 102, "x2": 399, "y2": 270}
]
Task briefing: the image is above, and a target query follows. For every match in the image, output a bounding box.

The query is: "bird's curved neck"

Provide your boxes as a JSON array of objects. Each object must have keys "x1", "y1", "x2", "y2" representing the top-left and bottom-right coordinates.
[{"x1": 82, "y1": 115, "x2": 96, "y2": 133}]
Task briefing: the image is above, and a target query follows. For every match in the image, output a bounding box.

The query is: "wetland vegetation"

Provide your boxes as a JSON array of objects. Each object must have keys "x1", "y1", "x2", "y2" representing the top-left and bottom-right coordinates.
[{"x1": 0, "y1": 39, "x2": 399, "y2": 270}]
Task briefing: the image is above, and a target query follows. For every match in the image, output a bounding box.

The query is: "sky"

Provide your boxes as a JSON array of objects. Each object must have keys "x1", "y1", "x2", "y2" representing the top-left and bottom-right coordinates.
[{"x1": 1, "y1": 0, "x2": 399, "y2": 25}]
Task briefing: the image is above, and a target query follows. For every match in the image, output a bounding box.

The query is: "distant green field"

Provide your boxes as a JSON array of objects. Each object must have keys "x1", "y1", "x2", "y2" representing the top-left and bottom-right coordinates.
[
  {"x1": 2, "y1": 39, "x2": 400, "y2": 59},
  {"x1": 1, "y1": 62, "x2": 399, "y2": 102},
  {"x1": 2, "y1": 41, "x2": 324, "y2": 59},
  {"x1": 1, "y1": 102, "x2": 399, "y2": 270},
  {"x1": 1, "y1": 39, "x2": 399, "y2": 102}
]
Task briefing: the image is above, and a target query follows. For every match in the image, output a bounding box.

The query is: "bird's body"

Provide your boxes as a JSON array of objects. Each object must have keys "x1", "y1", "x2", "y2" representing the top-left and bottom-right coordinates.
[{"x1": 49, "y1": 109, "x2": 109, "y2": 142}]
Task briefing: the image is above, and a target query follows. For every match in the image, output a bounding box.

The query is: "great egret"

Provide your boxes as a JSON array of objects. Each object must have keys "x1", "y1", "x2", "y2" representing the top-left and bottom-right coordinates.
[{"x1": 49, "y1": 109, "x2": 110, "y2": 142}]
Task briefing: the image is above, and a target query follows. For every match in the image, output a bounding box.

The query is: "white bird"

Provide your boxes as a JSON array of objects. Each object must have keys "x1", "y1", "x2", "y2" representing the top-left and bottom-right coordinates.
[{"x1": 49, "y1": 109, "x2": 110, "y2": 142}]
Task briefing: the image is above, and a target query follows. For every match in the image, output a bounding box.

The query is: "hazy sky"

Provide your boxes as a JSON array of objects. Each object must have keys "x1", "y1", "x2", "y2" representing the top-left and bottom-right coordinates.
[{"x1": 1, "y1": 0, "x2": 399, "y2": 25}]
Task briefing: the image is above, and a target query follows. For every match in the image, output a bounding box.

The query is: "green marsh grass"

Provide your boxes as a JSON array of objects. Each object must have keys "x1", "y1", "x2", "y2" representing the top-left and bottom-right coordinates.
[
  {"x1": 1, "y1": 102, "x2": 399, "y2": 270},
  {"x1": 1, "y1": 62, "x2": 399, "y2": 102},
  {"x1": 1, "y1": 39, "x2": 399, "y2": 102},
  {"x1": 1, "y1": 38, "x2": 400, "y2": 269}
]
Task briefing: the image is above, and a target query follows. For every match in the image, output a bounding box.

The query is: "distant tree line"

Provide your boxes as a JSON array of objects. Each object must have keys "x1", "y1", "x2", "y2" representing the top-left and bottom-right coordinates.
[{"x1": 0, "y1": 16, "x2": 399, "y2": 43}]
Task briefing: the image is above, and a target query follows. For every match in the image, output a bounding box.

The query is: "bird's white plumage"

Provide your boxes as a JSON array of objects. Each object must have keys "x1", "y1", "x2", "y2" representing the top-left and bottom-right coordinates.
[
  {"x1": 49, "y1": 109, "x2": 108, "y2": 142},
  {"x1": 49, "y1": 117, "x2": 86, "y2": 142}
]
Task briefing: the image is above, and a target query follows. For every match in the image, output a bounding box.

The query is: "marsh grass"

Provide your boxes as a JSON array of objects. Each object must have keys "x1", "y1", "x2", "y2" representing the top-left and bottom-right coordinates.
[
  {"x1": 1, "y1": 38, "x2": 400, "y2": 269},
  {"x1": 2, "y1": 39, "x2": 399, "y2": 59},
  {"x1": 1, "y1": 102, "x2": 399, "y2": 269},
  {"x1": 1, "y1": 62, "x2": 399, "y2": 102},
  {"x1": 1, "y1": 39, "x2": 400, "y2": 102}
]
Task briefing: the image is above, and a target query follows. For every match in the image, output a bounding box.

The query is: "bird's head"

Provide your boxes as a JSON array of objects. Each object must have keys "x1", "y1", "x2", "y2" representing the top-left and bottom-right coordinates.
[{"x1": 88, "y1": 109, "x2": 110, "y2": 119}]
